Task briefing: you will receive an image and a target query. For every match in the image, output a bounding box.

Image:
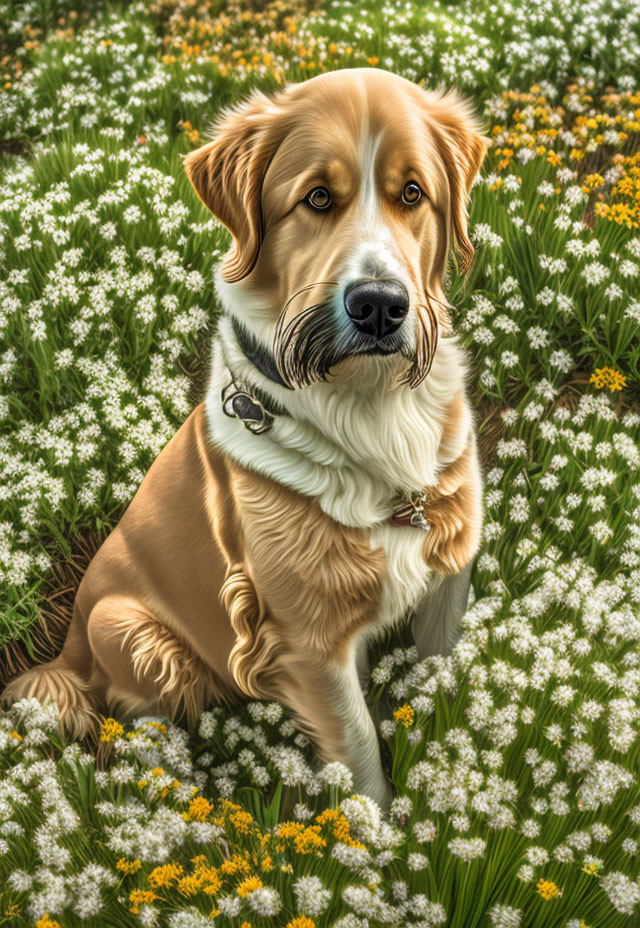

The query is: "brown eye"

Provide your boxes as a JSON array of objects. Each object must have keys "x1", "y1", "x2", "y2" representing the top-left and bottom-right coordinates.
[
  {"x1": 305, "y1": 186, "x2": 332, "y2": 211},
  {"x1": 402, "y1": 181, "x2": 423, "y2": 205}
]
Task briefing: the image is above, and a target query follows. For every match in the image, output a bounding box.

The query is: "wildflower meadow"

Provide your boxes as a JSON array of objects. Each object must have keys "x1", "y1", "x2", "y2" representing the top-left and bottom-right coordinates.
[{"x1": 1, "y1": 0, "x2": 640, "y2": 926}]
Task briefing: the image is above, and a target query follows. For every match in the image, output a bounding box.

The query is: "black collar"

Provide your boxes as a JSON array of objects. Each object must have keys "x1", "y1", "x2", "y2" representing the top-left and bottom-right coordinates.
[{"x1": 230, "y1": 316, "x2": 293, "y2": 390}]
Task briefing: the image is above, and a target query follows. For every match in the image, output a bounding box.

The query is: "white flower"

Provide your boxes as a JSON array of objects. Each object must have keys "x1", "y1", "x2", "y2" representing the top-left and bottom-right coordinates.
[
  {"x1": 414, "y1": 819, "x2": 437, "y2": 842},
  {"x1": 340, "y1": 795, "x2": 381, "y2": 844},
  {"x1": 448, "y1": 837, "x2": 486, "y2": 862},
  {"x1": 472, "y1": 223, "x2": 503, "y2": 247},
  {"x1": 217, "y1": 895, "x2": 241, "y2": 917},
  {"x1": 582, "y1": 262, "x2": 610, "y2": 286},
  {"x1": 169, "y1": 909, "x2": 212, "y2": 928},
  {"x1": 489, "y1": 904, "x2": 522, "y2": 928},
  {"x1": 247, "y1": 887, "x2": 281, "y2": 916},
  {"x1": 527, "y1": 326, "x2": 549, "y2": 349},
  {"x1": 601, "y1": 872, "x2": 640, "y2": 916},
  {"x1": 549, "y1": 349, "x2": 572, "y2": 371},
  {"x1": 293, "y1": 876, "x2": 332, "y2": 916},
  {"x1": 319, "y1": 761, "x2": 353, "y2": 792},
  {"x1": 619, "y1": 260, "x2": 638, "y2": 278},
  {"x1": 509, "y1": 494, "x2": 530, "y2": 523},
  {"x1": 537, "y1": 181, "x2": 554, "y2": 197},
  {"x1": 8, "y1": 869, "x2": 32, "y2": 891}
]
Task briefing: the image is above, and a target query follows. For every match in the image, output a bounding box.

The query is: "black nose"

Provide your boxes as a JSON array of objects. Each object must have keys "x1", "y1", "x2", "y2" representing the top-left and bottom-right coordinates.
[{"x1": 344, "y1": 279, "x2": 409, "y2": 339}]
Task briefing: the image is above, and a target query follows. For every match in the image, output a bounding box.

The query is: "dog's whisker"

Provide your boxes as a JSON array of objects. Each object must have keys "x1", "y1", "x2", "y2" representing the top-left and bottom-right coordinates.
[
  {"x1": 274, "y1": 301, "x2": 337, "y2": 388},
  {"x1": 276, "y1": 281, "x2": 340, "y2": 329},
  {"x1": 396, "y1": 297, "x2": 439, "y2": 390}
]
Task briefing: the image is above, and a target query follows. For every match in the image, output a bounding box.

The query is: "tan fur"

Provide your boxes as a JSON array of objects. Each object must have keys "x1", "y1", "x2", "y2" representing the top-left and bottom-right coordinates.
[
  {"x1": 438, "y1": 389, "x2": 467, "y2": 461},
  {"x1": 2, "y1": 661, "x2": 98, "y2": 739},
  {"x1": 229, "y1": 465, "x2": 386, "y2": 670},
  {"x1": 2, "y1": 70, "x2": 488, "y2": 798},
  {"x1": 422, "y1": 440, "x2": 484, "y2": 575}
]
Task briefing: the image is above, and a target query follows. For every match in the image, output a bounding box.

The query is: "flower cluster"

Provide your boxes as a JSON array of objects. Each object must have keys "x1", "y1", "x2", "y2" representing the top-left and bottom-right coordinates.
[{"x1": 0, "y1": 700, "x2": 435, "y2": 926}]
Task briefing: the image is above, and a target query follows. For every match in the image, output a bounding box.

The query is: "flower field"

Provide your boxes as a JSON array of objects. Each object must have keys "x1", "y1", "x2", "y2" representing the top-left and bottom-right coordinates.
[{"x1": 1, "y1": 0, "x2": 640, "y2": 925}]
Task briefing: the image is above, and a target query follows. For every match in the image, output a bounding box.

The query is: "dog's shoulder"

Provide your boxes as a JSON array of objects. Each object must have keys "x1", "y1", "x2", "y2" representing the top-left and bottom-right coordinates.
[{"x1": 74, "y1": 404, "x2": 244, "y2": 630}]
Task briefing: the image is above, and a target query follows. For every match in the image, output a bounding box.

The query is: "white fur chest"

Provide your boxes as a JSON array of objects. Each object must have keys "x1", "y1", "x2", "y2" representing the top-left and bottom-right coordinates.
[{"x1": 368, "y1": 522, "x2": 433, "y2": 638}]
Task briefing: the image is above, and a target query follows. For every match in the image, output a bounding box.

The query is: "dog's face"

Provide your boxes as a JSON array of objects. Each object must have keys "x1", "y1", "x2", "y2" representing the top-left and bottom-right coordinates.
[{"x1": 185, "y1": 68, "x2": 489, "y2": 390}]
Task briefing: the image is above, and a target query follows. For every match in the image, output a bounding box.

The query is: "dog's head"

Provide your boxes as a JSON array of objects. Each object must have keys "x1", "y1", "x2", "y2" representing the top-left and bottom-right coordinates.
[{"x1": 185, "y1": 68, "x2": 490, "y2": 390}]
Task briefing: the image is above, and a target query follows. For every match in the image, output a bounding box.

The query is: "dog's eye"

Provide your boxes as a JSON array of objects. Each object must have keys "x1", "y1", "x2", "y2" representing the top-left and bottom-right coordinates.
[
  {"x1": 305, "y1": 186, "x2": 332, "y2": 211},
  {"x1": 402, "y1": 181, "x2": 423, "y2": 206}
]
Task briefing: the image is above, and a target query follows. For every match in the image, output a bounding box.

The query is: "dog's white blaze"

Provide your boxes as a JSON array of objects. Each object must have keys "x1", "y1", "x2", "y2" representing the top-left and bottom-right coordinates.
[
  {"x1": 351, "y1": 128, "x2": 409, "y2": 284},
  {"x1": 359, "y1": 127, "x2": 382, "y2": 222}
]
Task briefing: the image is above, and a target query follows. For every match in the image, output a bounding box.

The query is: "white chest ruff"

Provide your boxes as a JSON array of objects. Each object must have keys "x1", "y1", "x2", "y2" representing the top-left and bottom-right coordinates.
[{"x1": 369, "y1": 522, "x2": 433, "y2": 635}]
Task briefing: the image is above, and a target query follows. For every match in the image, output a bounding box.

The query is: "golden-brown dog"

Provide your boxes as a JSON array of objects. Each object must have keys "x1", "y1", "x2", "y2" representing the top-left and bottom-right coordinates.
[{"x1": 2, "y1": 68, "x2": 489, "y2": 809}]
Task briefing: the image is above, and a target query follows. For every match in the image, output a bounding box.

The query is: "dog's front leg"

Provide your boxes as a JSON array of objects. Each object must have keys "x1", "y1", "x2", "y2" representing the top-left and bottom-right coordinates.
[
  {"x1": 410, "y1": 560, "x2": 473, "y2": 660},
  {"x1": 277, "y1": 653, "x2": 393, "y2": 811}
]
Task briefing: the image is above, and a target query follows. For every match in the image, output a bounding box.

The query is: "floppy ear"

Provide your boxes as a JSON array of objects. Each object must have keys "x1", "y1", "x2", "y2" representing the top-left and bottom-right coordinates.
[
  {"x1": 422, "y1": 87, "x2": 491, "y2": 275},
  {"x1": 183, "y1": 90, "x2": 288, "y2": 283}
]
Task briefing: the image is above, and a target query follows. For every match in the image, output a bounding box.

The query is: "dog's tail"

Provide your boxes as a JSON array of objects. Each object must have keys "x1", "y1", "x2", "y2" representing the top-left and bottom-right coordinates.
[{"x1": 1, "y1": 608, "x2": 100, "y2": 739}]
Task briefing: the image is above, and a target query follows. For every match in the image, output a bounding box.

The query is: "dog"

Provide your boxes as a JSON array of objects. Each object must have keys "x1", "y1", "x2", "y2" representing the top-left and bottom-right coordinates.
[{"x1": 2, "y1": 68, "x2": 489, "y2": 810}]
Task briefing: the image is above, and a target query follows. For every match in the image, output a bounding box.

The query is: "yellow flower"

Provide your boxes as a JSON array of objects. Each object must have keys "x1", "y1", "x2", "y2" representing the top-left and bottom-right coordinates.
[
  {"x1": 187, "y1": 796, "x2": 214, "y2": 821},
  {"x1": 315, "y1": 808, "x2": 339, "y2": 826},
  {"x1": 177, "y1": 874, "x2": 201, "y2": 896},
  {"x1": 10, "y1": 730, "x2": 22, "y2": 741},
  {"x1": 130, "y1": 890, "x2": 157, "y2": 914},
  {"x1": 582, "y1": 862, "x2": 601, "y2": 877},
  {"x1": 237, "y1": 876, "x2": 263, "y2": 897},
  {"x1": 148, "y1": 863, "x2": 183, "y2": 888},
  {"x1": 36, "y1": 917, "x2": 62, "y2": 928},
  {"x1": 229, "y1": 808, "x2": 254, "y2": 833},
  {"x1": 332, "y1": 814, "x2": 366, "y2": 849},
  {"x1": 294, "y1": 826, "x2": 326, "y2": 854},
  {"x1": 393, "y1": 704, "x2": 415, "y2": 728},
  {"x1": 277, "y1": 821, "x2": 305, "y2": 841},
  {"x1": 589, "y1": 366, "x2": 627, "y2": 392},
  {"x1": 536, "y1": 878, "x2": 561, "y2": 900},
  {"x1": 286, "y1": 918, "x2": 316, "y2": 928},
  {"x1": 100, "y1": 718, "x2": 123, "y2": 742},
  {"x1": 116, "y1": 858, "x2": 141, "y2": 874},
  {"x1": 367, "y1": 56, "x2": 379, "y2": 66},
  {"x1": 581, "y1": 173, "x2": 605, "y2": 193}
]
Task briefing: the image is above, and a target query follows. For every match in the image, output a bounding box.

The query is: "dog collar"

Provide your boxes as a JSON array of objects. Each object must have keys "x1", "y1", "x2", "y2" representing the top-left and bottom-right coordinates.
[
  {"x1": 389, "y1": 490, "x2": 431, "y2": 531},
  {"x1": 230, "y1": 316, "x2": 293, "y2": 389}
]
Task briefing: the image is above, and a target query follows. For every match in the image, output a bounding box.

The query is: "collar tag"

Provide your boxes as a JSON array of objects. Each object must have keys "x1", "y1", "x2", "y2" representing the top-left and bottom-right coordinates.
[
  {"x1": 221, "y1": 379, "x2": 274, "y2": 434},
  {"x1": 391, "y1": 490, "x2": 431, "y2": 531}
]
